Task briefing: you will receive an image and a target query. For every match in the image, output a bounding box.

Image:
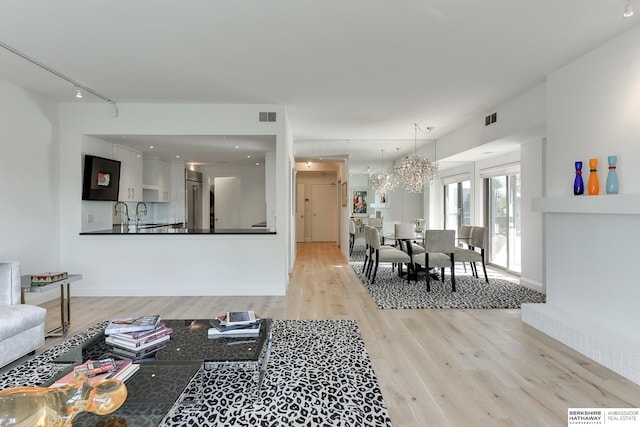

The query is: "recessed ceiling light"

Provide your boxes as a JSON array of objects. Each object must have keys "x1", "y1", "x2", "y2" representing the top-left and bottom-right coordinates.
[
  {"x1": 255, "y1": 162, "x2": 260, "y2": 166},
  {"x1": 235, "y1": 146, "x2": 239, "y2": 149},
  {"x1": 176, "y1": 155, "x2": 180, "y2": 158},
  {"x1": 149, "y1": 145, "x2": 154, "y2": 149},
  {"x1": 247, "y1": 155, "x2": 251, "y2": 158}
]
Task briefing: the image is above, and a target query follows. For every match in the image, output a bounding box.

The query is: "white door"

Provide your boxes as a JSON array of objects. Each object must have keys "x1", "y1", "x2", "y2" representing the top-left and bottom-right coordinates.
[
  {"x1": 296, "y1": 183, "x2": 305, "y2": 242},
  {"x1": 311, "y1": 184, "x2": 337, "y2": 241},
  {"x1": 213, "y1": 177, "x2": 241, "y2": 229}
]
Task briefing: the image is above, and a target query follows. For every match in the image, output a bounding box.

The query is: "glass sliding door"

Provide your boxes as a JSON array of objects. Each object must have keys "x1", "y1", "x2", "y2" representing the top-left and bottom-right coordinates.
[
  {"x1": 486, "y1": 174, "x2": 521, "y2": 274},
  {"x1": 443, "y1": 180, "x2": 471, "y2": 233}
]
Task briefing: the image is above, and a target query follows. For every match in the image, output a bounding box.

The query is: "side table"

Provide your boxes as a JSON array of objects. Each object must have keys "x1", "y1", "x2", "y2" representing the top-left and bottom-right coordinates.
[{"x1": 20, "y1": 274, "x2": 83, "y2": 338}]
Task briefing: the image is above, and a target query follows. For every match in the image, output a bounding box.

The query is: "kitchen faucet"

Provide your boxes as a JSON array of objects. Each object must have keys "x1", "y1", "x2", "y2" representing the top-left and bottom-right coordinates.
[
  {"x1": 135, "y1": 202, "x2": 147, "y2": 229},
  {"x1": 113, "y1": 202, "x2": 129, "y2": 228}
]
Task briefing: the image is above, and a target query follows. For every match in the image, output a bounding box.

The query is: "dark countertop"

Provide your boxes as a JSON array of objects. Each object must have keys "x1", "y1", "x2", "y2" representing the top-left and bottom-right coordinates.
[{"x1": 80, "y1": 227, "x2": 276, "y2": 235}]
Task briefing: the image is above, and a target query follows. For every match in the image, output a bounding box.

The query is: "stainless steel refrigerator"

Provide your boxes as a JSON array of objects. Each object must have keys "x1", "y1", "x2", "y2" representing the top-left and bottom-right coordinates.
[{"x1": 185, "y1": 169, "x2": 203, "y2": 229}]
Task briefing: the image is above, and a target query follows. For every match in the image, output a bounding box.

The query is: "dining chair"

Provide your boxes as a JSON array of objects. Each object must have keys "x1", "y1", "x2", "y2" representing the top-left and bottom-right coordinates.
[
  {"x1": 456, "y1": 224, "x2": 473, "y2": 273},
  {"x1": 349, "y1": 219, "x2": 356, "y2": 256},
  {"x1": 394, "y1": 223, "x2": 425, "y2": 281},
  {"x1": 413, "y1": 230, "x2": 456, "y2": 291},
  {"x1": 470, "y1": 226, "x2": 489, "y2": 283},
  {"x1": 367, "y1": 226, "x2": 411, "y2": 284},
  {"x1": 368, "y1": 217, "x2": 383, "y2": 231}
]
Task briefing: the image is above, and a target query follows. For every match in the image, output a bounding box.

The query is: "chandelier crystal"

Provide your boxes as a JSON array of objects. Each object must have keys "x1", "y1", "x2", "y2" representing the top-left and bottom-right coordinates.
[
  {"x1": 394, "y1": 124, "x2": 438, "y2": 193},
  {"x1": 368, "y1": 149, "x2": 397, "y2": 194}
]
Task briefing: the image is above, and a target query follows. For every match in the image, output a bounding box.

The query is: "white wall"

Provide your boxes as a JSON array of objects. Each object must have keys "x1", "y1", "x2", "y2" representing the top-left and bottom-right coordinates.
[
  {"x1": 57, "y1": 103, "x2": 292, "y2": 296},
  {"x1": 520, "y1": 138, "x2": 544, "y2": 292},
  {"x1": 0, "y1": 79, "x2": 60, "y2": 274},
  {"x1": 543, "y1": 25, "x2": 640, "y2": 337}
]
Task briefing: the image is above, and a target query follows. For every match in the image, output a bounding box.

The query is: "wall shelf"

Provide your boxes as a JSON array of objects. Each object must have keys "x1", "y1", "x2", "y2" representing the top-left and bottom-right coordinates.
[{"x1": 532, "y1": 194, "x2": 640, "y2": 215}]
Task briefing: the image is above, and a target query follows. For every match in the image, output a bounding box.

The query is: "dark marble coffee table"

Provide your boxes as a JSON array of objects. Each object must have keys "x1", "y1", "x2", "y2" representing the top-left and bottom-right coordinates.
[{"x1": 46, "y1": 318, "x2": 272, "y2": 427}]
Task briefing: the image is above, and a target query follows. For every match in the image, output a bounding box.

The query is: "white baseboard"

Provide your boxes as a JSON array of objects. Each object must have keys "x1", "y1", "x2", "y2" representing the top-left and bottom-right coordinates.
[
  {"x1": 522, "y1": 303, "x2": 640, "y2": 386},
  {"x1": 519, "y1": 276, "x2": 544, "y2": 293}
]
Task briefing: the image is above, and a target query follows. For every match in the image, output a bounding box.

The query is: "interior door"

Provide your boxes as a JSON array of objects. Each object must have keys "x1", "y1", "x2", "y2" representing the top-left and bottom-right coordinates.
[
  {"x1": 213, "y1": 177, "x2": 241, "y2": 229},
  {"x1": 296, "y1": 183, "x2": 305, "y2": 242},
  {"x1": 310, "y1": 184, "x2": 337, "y2": 242}
]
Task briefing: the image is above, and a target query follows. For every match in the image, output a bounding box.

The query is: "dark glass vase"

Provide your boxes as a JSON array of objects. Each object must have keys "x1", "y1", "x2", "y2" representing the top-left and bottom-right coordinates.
[{"x1": 573, "y1": 161, "x2": 584, "y2": 195}]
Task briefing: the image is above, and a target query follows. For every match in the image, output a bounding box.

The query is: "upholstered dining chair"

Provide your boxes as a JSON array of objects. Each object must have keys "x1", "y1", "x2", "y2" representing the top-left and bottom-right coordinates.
[
  {"x1": 366, "y1": 226, "x2": 411, "y2": 284},
  {"x1": 349, "y1": 219, "x2": 357, "y2": 256},
  {"x1": 454, "y1": 226, "x2": 489, "y2": 283},
  {"x1": 456, "y1": 224, "x2": 473, "y2": 273},
  {"x1": 413, "y1": 230, "x2": 456, "y2": 292},
  {"x1": 394, "y1": 223, "x2": 425, "y2": 281}
]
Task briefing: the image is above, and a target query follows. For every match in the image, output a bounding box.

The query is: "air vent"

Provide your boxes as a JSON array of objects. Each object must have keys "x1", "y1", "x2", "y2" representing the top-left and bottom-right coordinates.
[
  {"x1": 484, "y1": 112, "x2": 497, "y2": 126},
  {"x1": 259, "y1": 112, "x2": 277, "y2": 122}
]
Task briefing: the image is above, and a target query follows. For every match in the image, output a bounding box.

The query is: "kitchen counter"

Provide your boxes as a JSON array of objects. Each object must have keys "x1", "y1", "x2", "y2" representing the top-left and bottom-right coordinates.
[{"x1": 80, "y1": 226, "x2": 276, "y2": 235}]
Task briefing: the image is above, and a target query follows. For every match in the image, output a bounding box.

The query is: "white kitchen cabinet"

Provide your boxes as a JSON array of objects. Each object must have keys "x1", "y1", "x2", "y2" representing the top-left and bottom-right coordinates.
[
  {"x1": 113, "y1": 145, "x2": 143, "y2": 201},
  {"x1": 143, "y1": 158, "x2": 170, "y2": 202}
]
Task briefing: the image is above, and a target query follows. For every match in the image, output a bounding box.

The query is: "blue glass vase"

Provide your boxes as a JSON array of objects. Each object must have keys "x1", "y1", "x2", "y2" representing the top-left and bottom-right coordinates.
[
  {"x1": 606, "y1": 155, "x2": 618, "y2": 194},
  {"x1": 573, "y1": 161, "x2": 584, "y2": 195}
]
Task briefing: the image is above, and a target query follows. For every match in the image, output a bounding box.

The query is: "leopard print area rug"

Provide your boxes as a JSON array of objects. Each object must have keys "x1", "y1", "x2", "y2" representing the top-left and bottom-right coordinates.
[
  {"x1": 0, "y1": 320, "x2": 392, "y2": 427},
  {"x1": 352, "y1": 265, "x2": 546, "y2": 309}
]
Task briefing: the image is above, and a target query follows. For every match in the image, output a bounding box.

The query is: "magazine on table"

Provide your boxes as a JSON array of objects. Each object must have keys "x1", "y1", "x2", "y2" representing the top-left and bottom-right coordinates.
[
  {"x1": 109, "y1": 341, "x2": 168, "y2": 361},
  {"x1": 104, "y1": 315, "x2": 161, "y2": 335},
  {"x1": 50, "y1": 359, "x2": 139, "y2": 387},
  {"x1": 106, "y1": 333, "x2": 171, "y2": 351},
  {"x1": 109, "y1": 325, "x2": 173, "y2": 346}
]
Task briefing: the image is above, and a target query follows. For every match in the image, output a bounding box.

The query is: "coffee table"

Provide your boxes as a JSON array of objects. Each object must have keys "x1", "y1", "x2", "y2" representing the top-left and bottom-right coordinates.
[{"x1": 44, "y1": 318, "x2": 272, "y2": 427}]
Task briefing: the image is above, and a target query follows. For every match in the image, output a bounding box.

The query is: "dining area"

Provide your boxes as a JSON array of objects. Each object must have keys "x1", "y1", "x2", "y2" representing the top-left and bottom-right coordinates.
[
  {"x1": 348, "y1": 218, "x2": 545, "y2": 310},
  {"x1": 351, "y1": 218, "x2": 490, "y2": 293}
]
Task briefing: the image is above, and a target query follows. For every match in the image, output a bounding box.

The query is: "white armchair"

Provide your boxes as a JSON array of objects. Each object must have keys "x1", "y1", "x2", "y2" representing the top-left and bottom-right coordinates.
[{"x1": 0, "y1": 261, "x2": 47, "y2": 367}]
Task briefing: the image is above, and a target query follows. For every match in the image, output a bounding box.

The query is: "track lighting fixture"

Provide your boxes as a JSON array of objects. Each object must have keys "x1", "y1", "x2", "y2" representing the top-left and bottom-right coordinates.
[{"x1": 0, "y1": 41, "x2": 116, "y2": 112}]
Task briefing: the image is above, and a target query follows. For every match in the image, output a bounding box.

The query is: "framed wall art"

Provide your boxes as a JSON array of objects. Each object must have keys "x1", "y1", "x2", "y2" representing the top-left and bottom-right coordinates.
[{"x1": 352, "y1": 190, "x2": 368, "y2": 216}]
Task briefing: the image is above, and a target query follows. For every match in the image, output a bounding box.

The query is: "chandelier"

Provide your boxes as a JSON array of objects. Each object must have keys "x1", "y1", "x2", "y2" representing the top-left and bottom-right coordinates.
[
  {"x1": 368, "y1": 149, "x2": 397, "y2": 194},
  {"x1": 394, "y1": 124, "x2": 438, "y2": 193}
]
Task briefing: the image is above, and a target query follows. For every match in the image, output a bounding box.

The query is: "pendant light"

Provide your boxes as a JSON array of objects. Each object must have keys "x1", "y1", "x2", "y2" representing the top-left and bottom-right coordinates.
[{"x1": 394, "y1": 124, "x2": 438, "y2": 193}]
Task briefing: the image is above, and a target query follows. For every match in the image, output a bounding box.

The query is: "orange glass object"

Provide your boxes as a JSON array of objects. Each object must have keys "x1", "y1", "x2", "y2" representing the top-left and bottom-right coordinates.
[
  {"x1": 588, "y1": 158, "x2": 599, "y2": 195},
  {"x1": 0, "y1": 373, "x2": 127, "y2": 426}
]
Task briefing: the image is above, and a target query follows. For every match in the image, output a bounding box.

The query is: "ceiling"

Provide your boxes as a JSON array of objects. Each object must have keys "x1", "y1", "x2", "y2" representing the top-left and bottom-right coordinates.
[
  {"x1": 95, "y1": 135, "x2": 276, "y2": 167},
  {"x1": 1, "y1": 1, "x2": 637, "y2": 170}
]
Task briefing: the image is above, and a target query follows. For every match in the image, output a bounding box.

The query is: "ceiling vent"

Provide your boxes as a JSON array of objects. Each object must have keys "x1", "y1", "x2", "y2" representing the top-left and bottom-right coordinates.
[
  {"x1": 259, "y1": 112, "x2": 277, "y2": 122},
  {"x1": 484, "y1": 112, "x2": 497, "y2": 126}
]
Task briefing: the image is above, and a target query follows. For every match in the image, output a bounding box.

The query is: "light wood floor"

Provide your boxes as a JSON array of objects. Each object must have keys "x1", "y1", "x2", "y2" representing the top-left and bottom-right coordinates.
[{"x1": 18, "y1": 242, "x2": 640, "y2": 426}]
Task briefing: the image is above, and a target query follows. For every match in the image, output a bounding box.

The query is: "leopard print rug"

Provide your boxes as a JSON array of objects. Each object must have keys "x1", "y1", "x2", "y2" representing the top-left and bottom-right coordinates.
[
  {"x1": 352, "y1": 265, "x2": 546, "y2": 309},
  {"x1": 0, "y1": 320, "x2": 392, "y2": 427}
]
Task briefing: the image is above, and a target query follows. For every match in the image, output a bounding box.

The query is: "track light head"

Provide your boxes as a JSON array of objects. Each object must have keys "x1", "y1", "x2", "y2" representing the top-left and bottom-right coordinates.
[
  {"x1": 624, "y1": 0, "x2": 634, "y2": 17},
  {"x1": 75, "y1": 87, "x2": 83, "y2": 98}
]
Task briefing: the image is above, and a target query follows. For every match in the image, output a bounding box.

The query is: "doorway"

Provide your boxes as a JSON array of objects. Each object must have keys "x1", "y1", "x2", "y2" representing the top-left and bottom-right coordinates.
[
  {"x1": 295, "y1": 172, "x2": 339, "y2": 243},
  {"x1": 209, "y1": 177, "x2": 241, "y2": 229},
  {"x1": 443, "y1": 179, "x2": 471, "y2": 233},
  {"x1": 485, "y1": 174, "x2": 521, "y2": 274}
]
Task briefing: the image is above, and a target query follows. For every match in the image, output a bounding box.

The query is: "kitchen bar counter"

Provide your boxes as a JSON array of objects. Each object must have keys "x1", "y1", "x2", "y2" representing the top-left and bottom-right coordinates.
[{"x1": 80, "y1": 227, "x2": 276, "y2": 235}]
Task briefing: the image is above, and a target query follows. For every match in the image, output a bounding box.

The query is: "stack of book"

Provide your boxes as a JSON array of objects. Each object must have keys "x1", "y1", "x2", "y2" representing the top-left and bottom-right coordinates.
[
  {"x1": 104, "y1": 315, "x2": 172, "y2": 361},
  {"x1": 50, "y1": 358, "x2": 139, "y2": 387},
  {"x1": 208, "y1": 310, "x2": 262, "y2": 339},
  {"x1": 104, "y1": 315, "x2": 161, "y2": 336}
]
